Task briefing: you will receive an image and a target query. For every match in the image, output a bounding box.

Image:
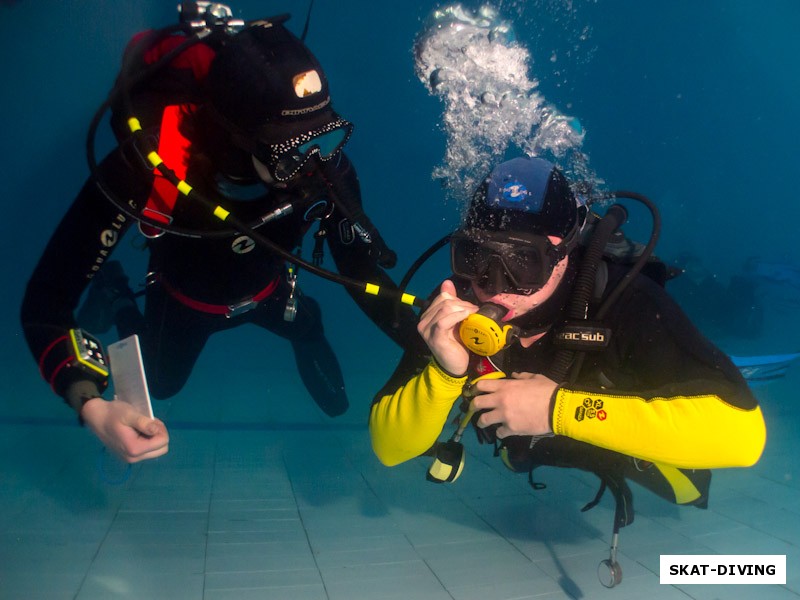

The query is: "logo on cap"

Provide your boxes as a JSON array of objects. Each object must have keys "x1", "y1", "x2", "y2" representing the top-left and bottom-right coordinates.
[
  {"x1": 501, "y1": 181, "x2": 528, "y2": 203},
  {"x1": 293, "y1": 70, "x2": 322, "y2": 98}
]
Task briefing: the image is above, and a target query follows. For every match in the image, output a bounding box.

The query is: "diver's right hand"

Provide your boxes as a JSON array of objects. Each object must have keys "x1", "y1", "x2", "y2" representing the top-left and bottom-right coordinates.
[
  {"x1": 417, "y1": 279, "x2": 477, "y2": 377},
  {"x1": 80, "y1": 397, "x2": 169, "y2": 463}
]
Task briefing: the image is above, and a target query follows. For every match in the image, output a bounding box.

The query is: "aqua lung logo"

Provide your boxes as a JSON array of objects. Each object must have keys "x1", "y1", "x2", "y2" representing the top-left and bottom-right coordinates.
[
  {"x1": 99, "y1": 214, "x2": 126, "y2": 248},
  {"x1": 501, "y1": 181, "x2": 528, "y2": 203},
  {"x1": 574, "y1": 397, "x2": 607, "y2": 422},
  {"x1": 231, "y1": 235, "x2": 255, "y2": 254},
  {"x1": 100, "y1": 229, "x2": 119, "y2": 248},
  {"x1": 91, "y1": 214, "x2": 127, "y2": 274}
]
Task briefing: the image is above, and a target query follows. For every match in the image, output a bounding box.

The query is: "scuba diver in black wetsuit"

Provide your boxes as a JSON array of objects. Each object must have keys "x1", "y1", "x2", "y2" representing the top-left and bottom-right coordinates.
[
  {"x1": 370, "y1": 156, "x2": 766, "y2": 587},
  {"x1": 20, "y1": 5, "x2": 417, "y2": 463}
]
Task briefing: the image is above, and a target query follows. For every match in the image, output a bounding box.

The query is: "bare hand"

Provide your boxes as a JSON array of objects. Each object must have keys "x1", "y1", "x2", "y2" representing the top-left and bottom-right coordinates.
[
  {"x1": 80, "y1": 397, "x2": 169, "y2": 463},
  {"x1": 417, "y1": 279, "x2": 478, "y2": 376},
  {"x1": 471, "y1": 372, "x2": 558, "y2": 438}
]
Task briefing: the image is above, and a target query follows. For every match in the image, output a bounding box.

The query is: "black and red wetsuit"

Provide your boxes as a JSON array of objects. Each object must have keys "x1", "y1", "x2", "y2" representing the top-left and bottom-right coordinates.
[{"x1": 21, "y1": 33, "x2": 415, "y2": 415}]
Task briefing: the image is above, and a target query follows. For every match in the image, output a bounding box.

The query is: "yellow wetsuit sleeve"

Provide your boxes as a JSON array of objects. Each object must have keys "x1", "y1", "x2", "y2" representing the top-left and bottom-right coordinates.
[
  {"x1": 552, "y1": 387, "x2": 766, "y2": 469},
  {"x1": 369, "y1": 360, "x2": 467, "y2": 466}
]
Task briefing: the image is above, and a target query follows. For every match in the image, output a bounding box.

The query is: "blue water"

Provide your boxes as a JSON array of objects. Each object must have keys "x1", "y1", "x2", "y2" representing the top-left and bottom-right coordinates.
[{"x1": 1, "y1": 1, "x2": 799, "y2": 598}]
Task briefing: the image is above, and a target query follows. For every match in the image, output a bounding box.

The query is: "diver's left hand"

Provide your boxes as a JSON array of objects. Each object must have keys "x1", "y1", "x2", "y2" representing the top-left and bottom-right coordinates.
[{"x1": 470, "y1": 372, "x2": 558, "y2": 438}]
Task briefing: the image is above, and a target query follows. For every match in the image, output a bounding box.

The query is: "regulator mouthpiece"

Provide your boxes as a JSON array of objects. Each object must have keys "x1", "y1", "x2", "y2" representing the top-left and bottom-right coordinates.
[{"x1": 459, "y1": 303, "x2": 515, "y2": 356}]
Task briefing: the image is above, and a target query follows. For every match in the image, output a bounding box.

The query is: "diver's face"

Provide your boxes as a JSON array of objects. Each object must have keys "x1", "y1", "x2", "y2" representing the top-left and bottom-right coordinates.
[{"x1": 471, "y1": 235, "x2": 569, "y2": 321}]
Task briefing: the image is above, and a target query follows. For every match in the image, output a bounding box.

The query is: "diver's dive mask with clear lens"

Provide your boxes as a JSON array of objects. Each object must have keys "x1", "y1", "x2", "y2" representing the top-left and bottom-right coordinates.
[
  {"x1": 254, "y1": 118, "x2": 353, "y2": 182},
  {"x1": 450, "y1": 229, "x2": 566, "y2": 295}
]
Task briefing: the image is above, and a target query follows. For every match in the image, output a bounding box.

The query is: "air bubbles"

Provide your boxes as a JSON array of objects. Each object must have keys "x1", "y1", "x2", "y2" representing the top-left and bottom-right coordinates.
[
  {"x1": 480, "y1": 91, "x2": 498, "y2": 106},
  {"x1": 413, "y1": 3, "x2": 592, "y2": 204}
]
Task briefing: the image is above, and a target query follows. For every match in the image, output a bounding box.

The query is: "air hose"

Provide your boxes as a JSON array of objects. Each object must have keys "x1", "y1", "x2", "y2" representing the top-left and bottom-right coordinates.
[
  {"x1": 549, "y1": 191, "x2": 661, "y2": 384},
  {"x1": 547, "y1": 204, "x2": 627, "y2": 381}
]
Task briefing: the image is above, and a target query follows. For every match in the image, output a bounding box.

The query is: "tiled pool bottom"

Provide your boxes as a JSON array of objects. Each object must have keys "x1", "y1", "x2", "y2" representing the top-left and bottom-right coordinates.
[{"x1": 0, "y1": 420, "x2": 798, "y2": 600}]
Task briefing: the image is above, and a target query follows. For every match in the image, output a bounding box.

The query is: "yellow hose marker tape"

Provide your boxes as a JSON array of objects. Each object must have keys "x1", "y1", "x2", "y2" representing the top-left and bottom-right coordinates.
[
  {"x1": 213, "y1": 206, "x2": 230, "y2": 221},
  {"x1": 365, "y1": 283, "x2": 380, "y2": 296},
  {"x1": 177, "y1": 181, "x2": 193, "y2": 196},
  {"x1": 401, "y1": 293, "x2": 416, "y2": 305},
  {"x1": 147, "y1": 152, "x2": 163, "y2": 168},
  {"x1": 127, "y1": 117, "x2": 142, "y2": 133}
]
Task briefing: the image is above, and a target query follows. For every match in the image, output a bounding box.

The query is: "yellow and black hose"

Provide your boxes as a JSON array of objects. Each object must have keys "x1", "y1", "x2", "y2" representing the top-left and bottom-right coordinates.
[{"x1": 128, "y1": 126, "x2": 426, "y2": 308}]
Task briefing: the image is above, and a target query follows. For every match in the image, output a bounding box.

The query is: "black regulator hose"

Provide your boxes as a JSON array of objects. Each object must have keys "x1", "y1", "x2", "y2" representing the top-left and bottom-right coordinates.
[
  {"x1": 594, "y1": 192, "x2": 661, "y2": 320},
  {"x1": 390, "y1": 233, "x2": 450, "y2": 327},
  {"x1": 570, "y1": 204, "x2": 629, "y2": 322},
  {"x1": 138, "y1": 154, "x2": 426, "y2": 307},
  {"x1": 399, "y1": 233, "x2": 451, "y2": 293},
  {"x1": 547, "y1": 204, "x2": 628, "y2": 382},
  {"x1": 548, "y1": 191, "x2": 661, "y2": 385}
]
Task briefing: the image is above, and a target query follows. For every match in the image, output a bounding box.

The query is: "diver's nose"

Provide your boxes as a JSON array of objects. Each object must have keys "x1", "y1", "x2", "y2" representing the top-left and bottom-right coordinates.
[{"x1": 477, "y1": 256, "x2": 513, "y2": 296}]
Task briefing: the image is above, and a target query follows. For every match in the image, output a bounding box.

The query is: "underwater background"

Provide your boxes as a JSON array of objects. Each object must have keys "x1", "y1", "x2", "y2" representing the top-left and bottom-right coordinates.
[{"x1": 1, "y1": 1, "x2": 799, "y2": 598}]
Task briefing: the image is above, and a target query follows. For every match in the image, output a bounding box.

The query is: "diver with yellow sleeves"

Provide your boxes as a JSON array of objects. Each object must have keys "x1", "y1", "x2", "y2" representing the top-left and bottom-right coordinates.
[{"x1": 369, "y1": 156, "x2": 766, "y2": 587}]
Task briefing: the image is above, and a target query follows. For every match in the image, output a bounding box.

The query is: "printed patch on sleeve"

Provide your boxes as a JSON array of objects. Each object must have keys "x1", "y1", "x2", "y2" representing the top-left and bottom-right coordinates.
[{"x1": 575, "y1": 397, "x2": 606, "y2": 422}]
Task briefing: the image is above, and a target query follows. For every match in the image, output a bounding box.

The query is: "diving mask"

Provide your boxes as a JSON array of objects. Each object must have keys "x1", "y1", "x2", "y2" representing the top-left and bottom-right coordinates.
[
  {"x1": 253, "y1": 118, "x2": 353, "y2": 182},
  {"x1": 451, "y1": 229, "x2": 568, "y2": 294}
]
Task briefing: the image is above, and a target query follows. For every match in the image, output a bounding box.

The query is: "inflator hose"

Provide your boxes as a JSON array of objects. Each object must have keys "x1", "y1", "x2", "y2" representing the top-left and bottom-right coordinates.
[
  {"x1": 594, "y1": 192, "x2": 661, "y2": 321},
  {"x1": 546, "y1": 204, "x2": 628, "y2": 382}
]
